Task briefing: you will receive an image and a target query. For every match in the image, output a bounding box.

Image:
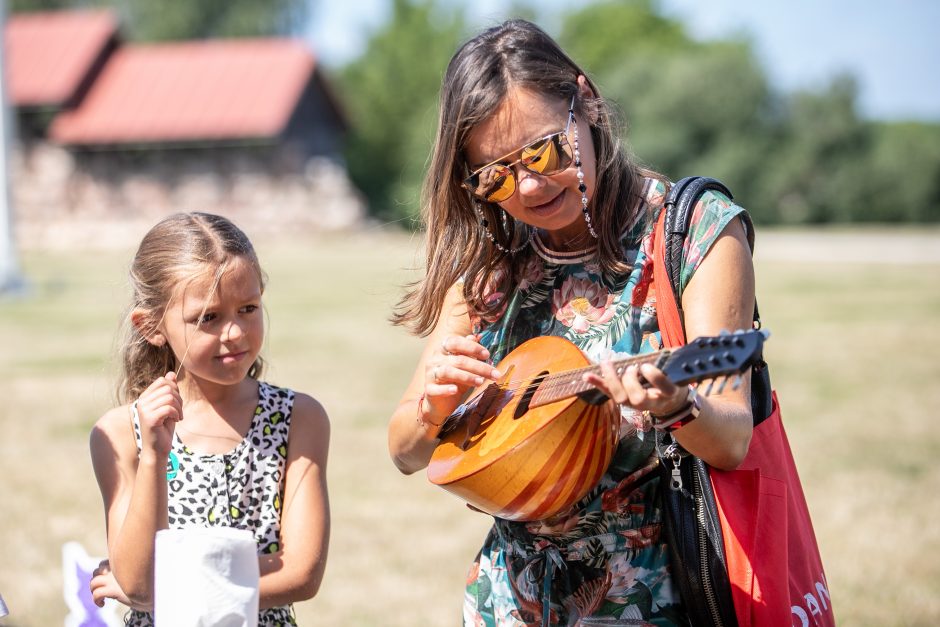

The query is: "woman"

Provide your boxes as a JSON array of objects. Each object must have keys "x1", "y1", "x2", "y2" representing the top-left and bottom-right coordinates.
[{"x1": 387, "y1": 19, "x2": 755, "y2": 626}]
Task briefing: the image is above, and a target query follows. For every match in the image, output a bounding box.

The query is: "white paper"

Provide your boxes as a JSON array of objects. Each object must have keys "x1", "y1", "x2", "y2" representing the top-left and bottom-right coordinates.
[{"x1": 154, "y1": 527, "x2": 259, "y2": 627}]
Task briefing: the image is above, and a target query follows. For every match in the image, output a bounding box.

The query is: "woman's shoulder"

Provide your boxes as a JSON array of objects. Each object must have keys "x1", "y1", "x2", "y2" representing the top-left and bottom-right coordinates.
[
  {"x1": 639, "y1": 176, "x2": 743, "y2": 244},
  {"x1": 641, "y1": 175, "x2": 738, "y2": 220},
  {"x1": 687, "y1": 186, "x2": 746, "y2": 242},
  {"x1": 698, "y1": 187, "x2": 738, "y2": 214}
]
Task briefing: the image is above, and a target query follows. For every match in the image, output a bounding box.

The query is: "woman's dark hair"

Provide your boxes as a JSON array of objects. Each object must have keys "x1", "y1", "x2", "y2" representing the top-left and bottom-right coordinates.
[{"x1": 393, "y1": 19, "x2": 658, "y2": 335}]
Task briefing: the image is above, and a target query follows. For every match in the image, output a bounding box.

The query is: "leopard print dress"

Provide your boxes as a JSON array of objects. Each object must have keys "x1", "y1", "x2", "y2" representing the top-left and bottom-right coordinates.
[{"x1": 126, "y1": 381, "x2": 297, "y2": 626}]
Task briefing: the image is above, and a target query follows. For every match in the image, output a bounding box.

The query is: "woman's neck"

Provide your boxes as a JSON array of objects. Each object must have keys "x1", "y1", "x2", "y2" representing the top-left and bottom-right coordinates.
[{"x1": 539, "y1": 226, "x2": 596, "y2": 253}]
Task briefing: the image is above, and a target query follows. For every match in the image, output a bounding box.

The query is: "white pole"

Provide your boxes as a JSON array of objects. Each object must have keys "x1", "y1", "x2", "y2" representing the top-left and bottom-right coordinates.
[{"x1": 0, "y1": 0, "x2": 24, "y2": 293}]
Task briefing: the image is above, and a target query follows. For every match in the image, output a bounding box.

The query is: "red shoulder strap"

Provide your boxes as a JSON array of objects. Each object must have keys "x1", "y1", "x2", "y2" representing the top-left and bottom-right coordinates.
[{"x1": 652, "y1": 209, "x2": 686, "y2": 349}]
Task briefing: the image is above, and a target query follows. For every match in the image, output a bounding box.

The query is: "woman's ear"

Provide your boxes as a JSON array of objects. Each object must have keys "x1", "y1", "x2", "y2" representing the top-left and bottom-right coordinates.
[
  {"x1": 131, "y1": 308, "x2": 166, "y2": 347},
  {"x1": 577, "y1": 75, "x2": 595, "y2": 99},
  {"x1": 576, "y1": 75, "x2": 599, "y2": 123}
]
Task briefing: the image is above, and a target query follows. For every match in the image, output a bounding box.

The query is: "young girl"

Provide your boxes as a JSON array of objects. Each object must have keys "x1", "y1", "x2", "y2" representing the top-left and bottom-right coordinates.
[{"x1": 89, "y1": 212, "x2": 330, "y2": 625}]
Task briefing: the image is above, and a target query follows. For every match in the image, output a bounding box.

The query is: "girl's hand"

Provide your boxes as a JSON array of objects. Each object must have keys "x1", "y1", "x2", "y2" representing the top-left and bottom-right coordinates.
[
  {"x1": 419, "y1": 334, "x2": 502, "y2": 428},
  {"x1": 583, "y1": 361, "x2": 689, "y2": 417},
  {"x1": 135, "y1": 371, "x2": 183, "y2": 457},
  {"x1": 90, "y1": 559, "x2": 150, "y2": 612}
]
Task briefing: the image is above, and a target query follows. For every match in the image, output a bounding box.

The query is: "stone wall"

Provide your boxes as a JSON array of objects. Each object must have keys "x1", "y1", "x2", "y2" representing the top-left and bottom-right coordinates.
[{"x1": 11, "y1": 140, "x2": 366, "y2": 249}]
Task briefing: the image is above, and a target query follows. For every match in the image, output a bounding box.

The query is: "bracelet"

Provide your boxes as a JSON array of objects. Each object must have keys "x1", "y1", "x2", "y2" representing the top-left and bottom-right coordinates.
[
  {"x1": 649, "y1": 385, "x2": 695, "y2": 420},
  {"x1": 651, "y1": 386, "x2": 701, "y2": 432},
  {"x1": 415, "y1": 392, "x2": 444, "y2": 428}
]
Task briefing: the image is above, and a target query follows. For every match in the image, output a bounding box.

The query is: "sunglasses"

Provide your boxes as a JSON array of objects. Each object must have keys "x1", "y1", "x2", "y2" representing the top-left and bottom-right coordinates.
[{"x1": 462, "y1": 96, "x2": 576, "y2": 203}]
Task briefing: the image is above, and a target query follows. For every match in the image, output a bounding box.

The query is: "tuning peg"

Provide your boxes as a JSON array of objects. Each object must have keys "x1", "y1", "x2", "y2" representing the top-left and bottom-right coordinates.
[
  {"x1": 731, "y1": 374, "x2": 743, "y2": 391},
  {"x1": 716, "y1": 376, "x2": 729, "y2": 394},
  {"x1": 703, "y1": 379, "x2": 715, "y2": 396}
]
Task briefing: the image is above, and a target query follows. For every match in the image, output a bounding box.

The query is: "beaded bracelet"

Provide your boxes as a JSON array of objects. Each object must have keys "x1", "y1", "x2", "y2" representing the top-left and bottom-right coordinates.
[{"x1": 651, "y1": 386, "x2": 701, "y2": 432}]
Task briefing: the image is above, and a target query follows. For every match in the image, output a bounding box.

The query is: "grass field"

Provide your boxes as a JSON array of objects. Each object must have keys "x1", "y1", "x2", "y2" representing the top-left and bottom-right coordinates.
[{"x1": 1, "y1": 227, "x2": 938, "y2": 626}]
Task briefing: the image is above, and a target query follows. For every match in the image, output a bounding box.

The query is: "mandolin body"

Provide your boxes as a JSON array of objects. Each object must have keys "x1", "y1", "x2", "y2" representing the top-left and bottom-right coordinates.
[{"x1": 427, "y1": 335, "x2": 620, "y2": 522}]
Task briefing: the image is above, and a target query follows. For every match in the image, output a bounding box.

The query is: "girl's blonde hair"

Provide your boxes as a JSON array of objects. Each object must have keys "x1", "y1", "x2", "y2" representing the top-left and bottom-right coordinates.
[{"x1": 117, "y1": 212, "x2": 266, "y2": 403}]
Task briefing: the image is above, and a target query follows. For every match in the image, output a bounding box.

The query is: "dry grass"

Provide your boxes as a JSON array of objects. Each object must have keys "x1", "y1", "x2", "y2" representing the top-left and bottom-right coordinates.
[{"x1": 0, "y1": 227, "x2": 938, "y2": 626}]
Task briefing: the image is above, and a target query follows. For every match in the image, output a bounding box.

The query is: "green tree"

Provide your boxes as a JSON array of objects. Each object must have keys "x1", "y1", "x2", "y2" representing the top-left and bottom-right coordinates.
[
  {"x1": 559, "y1": 1, "x2": 777, "y2": 217},
  {"x1": 11, "y1": 0, "x2": 72, "y2": 10},
  {"x1": 11, "y1": 0, "x2": 308, "y2": 40},
  {"x1": 113, "y1": 0, "x2": 308, "y2": 41},
  {"x1": 339, "y1": 0, "x2": 465, "y2": 223},
  {"x1": 759, "y1": 75, "x2": 875, "y2": 223},
  {"x1": 558, "y1": 0, "x2": 691, "y2": 77},
  {"x1": 865, "y1": 121, "x2": 940, "y2": 222}
]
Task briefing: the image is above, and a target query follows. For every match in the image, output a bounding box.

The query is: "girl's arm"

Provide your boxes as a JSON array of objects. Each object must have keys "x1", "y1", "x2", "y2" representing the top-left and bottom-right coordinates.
[
  {"x1": 257, "y1": 393, "x2": 330, "y2": 607},
  {"x1": 387, "y1": 283, "x2": 502, "y2": 475},
  {"x1": 90, "y1": 559, "x2": 147, "y2": 611},
  {"x1": 90, "y1": 374, "x2": 181, "y2": 608},
  {"x1": 89, "y1": 406, "x2": 163, "y2": 609}
]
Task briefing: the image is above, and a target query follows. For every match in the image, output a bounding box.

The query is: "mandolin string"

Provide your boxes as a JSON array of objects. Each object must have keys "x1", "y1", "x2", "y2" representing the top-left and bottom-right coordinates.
[
  {"x1": 484, "y1": 350, "x2": 663, "y2": 396},
  {"x1": 534, "y1": 353, "x2": 661, "y2": 395},
  {"x1": 457, "y1": 334, "x2": 754, "y2": 406}
]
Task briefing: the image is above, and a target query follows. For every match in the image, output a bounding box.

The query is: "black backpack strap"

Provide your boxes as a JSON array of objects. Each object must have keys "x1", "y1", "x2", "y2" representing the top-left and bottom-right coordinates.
[
  {"x1": 662, "y1": 176, "x2": 772, "y2": 425},
  {"x1": 663, "y1": 176, "x2": 737, "y2": 330}
]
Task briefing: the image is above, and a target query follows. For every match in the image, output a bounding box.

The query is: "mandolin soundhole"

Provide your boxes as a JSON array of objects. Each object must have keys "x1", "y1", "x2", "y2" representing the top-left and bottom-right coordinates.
[{"x1": 513, "y1": 371, "x2": 549, "y2": 420}]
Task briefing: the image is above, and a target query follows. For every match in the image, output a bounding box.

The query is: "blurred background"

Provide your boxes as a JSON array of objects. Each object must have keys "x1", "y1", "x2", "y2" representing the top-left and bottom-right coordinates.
[{"x1": 1, "y1": 0, "x2": 938, "y2": 625}]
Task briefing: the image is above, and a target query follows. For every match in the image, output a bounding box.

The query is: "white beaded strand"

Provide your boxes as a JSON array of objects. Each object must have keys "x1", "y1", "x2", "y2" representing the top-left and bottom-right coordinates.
[
  {"x1": 474, "y1": 201, "x2": 534, "y2": 254},
  {"x1": 571, "y1": 115, "x2": 598, "y2": 239}
]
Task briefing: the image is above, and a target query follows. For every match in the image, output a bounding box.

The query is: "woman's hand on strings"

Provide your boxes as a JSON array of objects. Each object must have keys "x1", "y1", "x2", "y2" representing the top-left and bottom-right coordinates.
[
  {"x1": 419, "y1": 334, "x2": 501, "y2": 428},
  {"x1": 135, "y1": 371, "x2": 183, "y2": 458},
  {"x1": 583, "y1": 362, "x2": 688, "y2": 417}
]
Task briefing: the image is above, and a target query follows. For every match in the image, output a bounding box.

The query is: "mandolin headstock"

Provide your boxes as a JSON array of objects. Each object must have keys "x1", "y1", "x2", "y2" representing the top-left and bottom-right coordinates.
[{"x1": 661, "y1": 329, "x2": 768, "y2": 388}]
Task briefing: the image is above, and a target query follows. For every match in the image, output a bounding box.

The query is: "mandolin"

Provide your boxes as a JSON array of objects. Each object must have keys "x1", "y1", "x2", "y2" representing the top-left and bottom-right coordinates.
[{"x1": 427, "y1": 329, "x2": 767, "y2": 521}]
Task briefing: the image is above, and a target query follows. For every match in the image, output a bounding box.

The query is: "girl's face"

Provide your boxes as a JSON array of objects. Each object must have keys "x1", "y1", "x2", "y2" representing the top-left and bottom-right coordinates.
[
  {"x1": 160, "y1": 255, "x2": 264, "y2": 388},
  {"x1": 465, "y1": 87, "x2": 597, "y2": 250}
]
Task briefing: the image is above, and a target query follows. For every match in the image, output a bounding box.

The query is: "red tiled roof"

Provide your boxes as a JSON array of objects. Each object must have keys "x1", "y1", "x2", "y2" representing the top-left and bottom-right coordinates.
[
  {"x1": 5, "y1": 9, "x2": 118, "y2": 107},
  {"x1": 49, "y1": 39, "x2": 316, "y2": 145}
]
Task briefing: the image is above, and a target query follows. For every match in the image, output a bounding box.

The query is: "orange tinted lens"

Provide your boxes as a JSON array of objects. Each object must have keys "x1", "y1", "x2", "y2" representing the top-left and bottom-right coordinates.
[
  {"x1": 521, "y1": 133, "x2": 572, "y2": 175},
  {"x1": 468, "y1": 164, "x2": 515, "y2": 202}
]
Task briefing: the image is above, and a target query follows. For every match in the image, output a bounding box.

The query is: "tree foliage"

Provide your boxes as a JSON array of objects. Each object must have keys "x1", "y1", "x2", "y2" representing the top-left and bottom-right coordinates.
[
  {"x1": 18, "y1": 0, "x2": 937, "y2": 223},
  {"x1": 11, "y1": 0, "x2": 72, "y2": 10},
  {"x1": 336, "y1": 0, "x2": 940, "y2": 224},
  {"x1": 10, "y1": 0, "x2": 308, "y2": 40},
  {"x1": 338, "y1": 0, "x2": 465, "y2": 223}
]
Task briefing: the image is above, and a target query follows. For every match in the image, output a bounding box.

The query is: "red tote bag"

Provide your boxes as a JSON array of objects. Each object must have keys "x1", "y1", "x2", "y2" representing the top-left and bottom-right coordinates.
[{"x1": 653, "y1": 209, "x2": 835, "y2": 627}]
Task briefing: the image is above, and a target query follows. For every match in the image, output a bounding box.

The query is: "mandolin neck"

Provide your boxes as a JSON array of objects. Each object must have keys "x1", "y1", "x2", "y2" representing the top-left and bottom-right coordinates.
[{"x1": 530, "y1": 349, "x2": 670, "y2": 408}]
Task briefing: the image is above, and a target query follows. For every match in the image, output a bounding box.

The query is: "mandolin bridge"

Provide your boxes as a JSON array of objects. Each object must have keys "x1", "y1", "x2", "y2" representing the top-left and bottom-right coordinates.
[{"x1": 440, "y1": 365, "x2": 518, "y2": 450}]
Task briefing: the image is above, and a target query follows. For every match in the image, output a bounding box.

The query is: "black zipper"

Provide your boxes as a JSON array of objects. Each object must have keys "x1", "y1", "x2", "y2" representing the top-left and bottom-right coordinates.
[{"x1": 692, "y1": 459, "x2": 724, "y2": 627}]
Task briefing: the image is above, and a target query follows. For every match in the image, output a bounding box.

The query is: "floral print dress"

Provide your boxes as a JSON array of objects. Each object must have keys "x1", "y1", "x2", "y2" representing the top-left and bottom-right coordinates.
[{"x1": 462, "y1": 178, "x2": 745, "y2": 626}]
